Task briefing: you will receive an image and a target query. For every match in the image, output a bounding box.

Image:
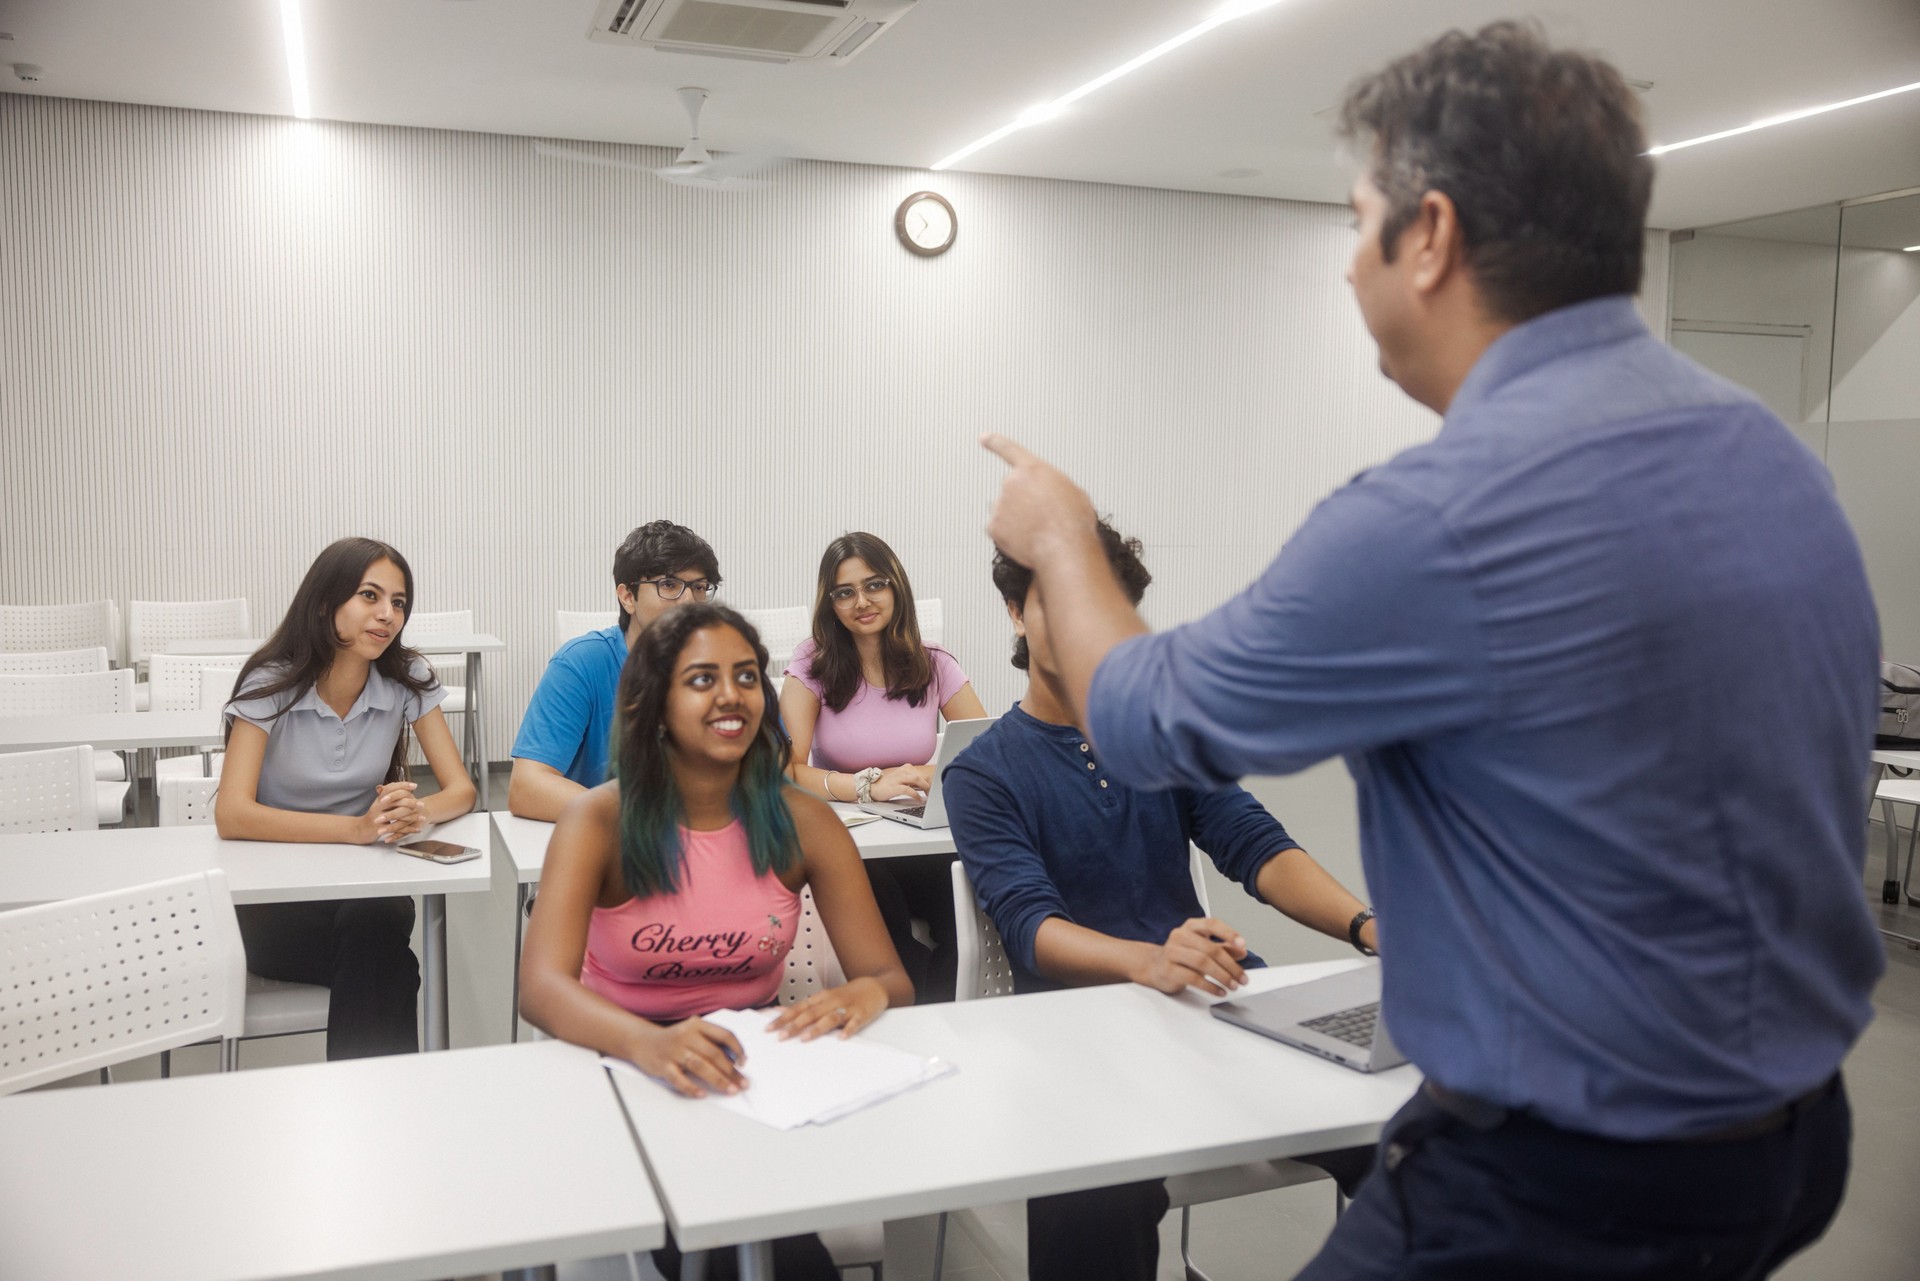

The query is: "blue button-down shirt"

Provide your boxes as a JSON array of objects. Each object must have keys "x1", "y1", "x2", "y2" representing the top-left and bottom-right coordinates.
[
  {"x1": 1091, "y1": 296, "x2": 1884, "y2": 1140},
  {"x1": 945, "y1": 702, "x2": 1297, "y2": 992}
]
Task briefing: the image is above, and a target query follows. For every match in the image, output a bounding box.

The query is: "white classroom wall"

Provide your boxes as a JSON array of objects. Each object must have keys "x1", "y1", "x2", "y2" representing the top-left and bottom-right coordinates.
[{"x1": 0, "y1": 92, "x2": 1673, "y2": 994}]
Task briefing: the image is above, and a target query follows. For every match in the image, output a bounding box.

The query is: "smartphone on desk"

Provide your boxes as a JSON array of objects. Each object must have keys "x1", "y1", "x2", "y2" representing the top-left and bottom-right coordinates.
[{"x1": 395, "y1": 839, "x2": 482, "y2": 864}]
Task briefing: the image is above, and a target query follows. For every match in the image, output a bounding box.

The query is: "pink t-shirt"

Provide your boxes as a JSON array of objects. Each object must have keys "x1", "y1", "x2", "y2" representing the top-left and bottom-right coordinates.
[
  {"x1": 581, "y1": 821, "x2": 801, "y2": 1022},
  {"x1": 786, "y1": 639, "x2": 970, "y2": 771}
]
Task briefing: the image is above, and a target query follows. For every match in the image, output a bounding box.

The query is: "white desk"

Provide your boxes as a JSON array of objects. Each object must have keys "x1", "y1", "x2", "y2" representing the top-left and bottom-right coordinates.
[
  {"x1": 0, "y1": 1039, "x2": 664, "y2": 1281},
  {"x1": 609, "y1": 959, "x2": 1417, "y2": 1275},
  {"x1": 0, "y1": 708, "x2": 223, "y2": 754},
  {"x1": 169, "y1": 634, "x2": 507, "y2": 810},
  {"x1": 492, "y1": 809, "x2": 957, "y2": 1041},
  {"x1": 0, "y1": 812, "x2": 492, "y2": 1051}
]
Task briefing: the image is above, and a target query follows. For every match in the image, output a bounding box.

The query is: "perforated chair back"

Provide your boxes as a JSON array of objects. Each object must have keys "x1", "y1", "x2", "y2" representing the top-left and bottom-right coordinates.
[
  {"x1": 0, "y1": 747, "x2": 100, "y2": 834},
  {"x1": 778, "y1": 885, "x2": 848, "y2": 1004},
  {"x1": 555, "y1": 610, "x2": 620, "y2": 650},
  {"x1": 0, "y1": 869, "x2": 248, "y2": 1095},
  {"x1": 157, "y1": 775, "x2": 221, "y2": 828},
  {"x1": 406, "y1": 609, "x2": 472, "y2": 688},
  {"x1": 147, "y1": 653, "x2": 247, "y2": 713},
  {"x1": 196, "y1": 667, "x2": 243, "y2": 712},
  {"x1": 740, "y1": 606, "x2": 811, "y2": 676},
  {"x1": 0, "y1": 647, "x2": 110, "y2": 676},
  {"x1": 0, "y1": 668, "x2": 136, "y2": 717},
  {"x1": 126, "y1": 598, "x2": 251, "y2": 669},
  {"x1": 0, "y1": 601, "x2": 119, "y2": 664},
  {"x1": 952, "y1": 861, "x2": 1017, "y2": 1001},
  {"x1": 919, "y1": 597, "x2": 944, "y2": 647}
]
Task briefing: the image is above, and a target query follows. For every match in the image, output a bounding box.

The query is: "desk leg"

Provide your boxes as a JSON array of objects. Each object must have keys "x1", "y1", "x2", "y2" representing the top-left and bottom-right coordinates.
[
  {"x1": 1872, "y1": 763, "x2": 1902, "y2": 904},
  {"x1": 500, "y1": 1269, "x2": 555, "y2": 1281},
  {"x1": 511, "y1": 882, "x2": 529, "y2": 1042},
  {"x1": 736, "y1": 1241, "x2": 775, "y2": 1281},
  {"x1": 470, "y1": 650, "x2": 489, "y2": 812},
  {"x1": 423, "y1": 892, "x2": 449, "y2": 1051}
]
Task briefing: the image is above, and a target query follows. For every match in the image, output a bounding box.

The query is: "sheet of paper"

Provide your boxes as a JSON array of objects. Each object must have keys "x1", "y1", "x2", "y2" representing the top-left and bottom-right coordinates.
[
  {"x1": 839, "y1": 811, "x2": 881, "y2": 828},
  {"x1": 604, "y1": 1008, "x2": 955, "y2": 1130}
]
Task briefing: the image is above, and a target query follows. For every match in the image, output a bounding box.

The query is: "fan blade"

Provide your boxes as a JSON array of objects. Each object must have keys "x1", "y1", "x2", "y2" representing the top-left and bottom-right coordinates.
[
  {"x1": 656, "y1": 169, "x2": 771, "y2": 193},
  {"x1": 533, "y1": 141, "x2": 649, "y2": 174}
]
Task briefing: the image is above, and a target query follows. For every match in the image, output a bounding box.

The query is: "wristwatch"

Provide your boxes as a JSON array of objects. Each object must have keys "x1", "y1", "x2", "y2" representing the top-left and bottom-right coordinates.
[
  {"x1": 1347, "y1": 908, "x2": 1377, "y2": 957},
  {"x1": 852, "y1": 767, "x2": 884, "y2": 805}
]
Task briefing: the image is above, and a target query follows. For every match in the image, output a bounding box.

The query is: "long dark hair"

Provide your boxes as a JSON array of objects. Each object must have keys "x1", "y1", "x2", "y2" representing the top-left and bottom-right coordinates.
[
  {"x1": 807, "y1": 532, "x2": 935, "y2": 713},
  {"x1": 612, "y1": 603, "x2": 800, "y2": 899},
  {"x1": 225, "y1": 537, "x2": 438, "y2": 784}
]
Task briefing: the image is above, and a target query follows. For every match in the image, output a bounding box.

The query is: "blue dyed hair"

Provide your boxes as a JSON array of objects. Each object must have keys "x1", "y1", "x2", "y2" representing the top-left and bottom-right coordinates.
[{"x1": 611, "y1": 603, "x2": 800, "y2": 899}]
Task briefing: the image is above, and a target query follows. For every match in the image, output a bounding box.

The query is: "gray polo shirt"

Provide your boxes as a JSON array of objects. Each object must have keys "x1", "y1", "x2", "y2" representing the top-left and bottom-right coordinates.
[{"x1": 226, "y1": 657, "x2": 446, "y2": 817}]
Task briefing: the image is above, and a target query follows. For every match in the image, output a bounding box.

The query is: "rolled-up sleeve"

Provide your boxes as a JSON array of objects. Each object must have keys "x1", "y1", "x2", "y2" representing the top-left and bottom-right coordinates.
[
  {"x1": 1090, "y1": 479, "x2": 1491, "y2": 790},
  {"x1": 944, "y1": 761, "x2": 1069, "y2": 977},
  {"x1": 1184, "y1": 787, "x2": 1299, "y2": 900}
]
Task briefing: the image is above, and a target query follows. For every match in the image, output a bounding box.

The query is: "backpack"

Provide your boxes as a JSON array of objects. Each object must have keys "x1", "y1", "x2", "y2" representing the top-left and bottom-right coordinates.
[{"x1": 1878, "y1": 662, "x2": 1920, "y2": 748}]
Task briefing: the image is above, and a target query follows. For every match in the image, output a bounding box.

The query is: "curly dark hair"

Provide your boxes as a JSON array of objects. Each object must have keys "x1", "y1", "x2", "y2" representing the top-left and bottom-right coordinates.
[
  {"x1": 1337, "y1": 20, "x2": 1652, "y2": 323},
  {"x1": 991, "y1": 517, "x2": 1151, "y2": 671},
  {"x1": 611, "y1": 520, "x2": 722, "y2": 619}
]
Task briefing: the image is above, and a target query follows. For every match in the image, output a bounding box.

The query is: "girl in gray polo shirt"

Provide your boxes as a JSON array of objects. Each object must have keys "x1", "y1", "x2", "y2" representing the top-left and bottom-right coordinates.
[{"x1": 215, "y1": 537, "x2": 477, "y2": 1058}]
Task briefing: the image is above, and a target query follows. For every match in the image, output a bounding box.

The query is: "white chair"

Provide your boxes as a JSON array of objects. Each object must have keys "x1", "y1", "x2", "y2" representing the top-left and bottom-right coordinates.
[
  {"x1": 405, "y1": 609, "x2": 479, "y2": 778},
  {"x1": 740, "y1": 605, "x2": 812, "y2": 677},
  {"x1": 945, "y1": 857, "x2": 1336, "y2": 1281},
  {"x1": 918, "y1": 597, "x2": 944, "y2": 647},
  {"x1": 150, "y1": 655, "x2": 243, "y2": 779},
  {"x1": 0, "y1": 671, "x2": 135, "y2": 820},
  {"x1": 125, "y1": 597, "x2": 251, "y2": 673},
  {"x1": 0, "y1": 746, "x2": 100, "y2": 834},
  {"x1": 0, "y1": 646, "x2": 109, "y2": 675},
  {"x1": 155, "y1": 775, "x2": 331, "y2": 1072},
  {"x1": 0, "y1": 600, "x2": 121, "y2": 666},
  {"x1": 556, "y1": 609, "x2": 620, "y2": 650},
  {"x1": 0, "y1": 869, "x2": 249, "y2": 1096}
]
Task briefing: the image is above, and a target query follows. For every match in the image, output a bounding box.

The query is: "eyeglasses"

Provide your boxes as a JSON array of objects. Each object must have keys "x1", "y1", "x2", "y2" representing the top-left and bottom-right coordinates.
[
  {"x1": 829, "y1": 577, "x2": 893, "y2": 608},
  {"x1": 632, "y1": 577, "x2": 719, "y2": 602}
]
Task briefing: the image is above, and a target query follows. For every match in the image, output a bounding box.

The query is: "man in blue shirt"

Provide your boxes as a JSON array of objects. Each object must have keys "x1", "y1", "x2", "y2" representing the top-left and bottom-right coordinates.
[
  {"x1": 508, "y1": 520, "x2": 721, "y2": 819},
  {"x1": 946, "y1": 518, "x2": 1378, "y2": 1281},
  {"x1": 980, "y1": 22, "x2": 1883, "y2": 1281}
]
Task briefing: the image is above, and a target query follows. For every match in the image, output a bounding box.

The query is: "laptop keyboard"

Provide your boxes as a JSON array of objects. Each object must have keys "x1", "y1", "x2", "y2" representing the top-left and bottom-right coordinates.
[
  {"x1": 893, "y1": 804, "x2": 926, "y2": 819},
  {"x1": 1301, "y1": 1002, "x2": 1379, "y2": 1048}
]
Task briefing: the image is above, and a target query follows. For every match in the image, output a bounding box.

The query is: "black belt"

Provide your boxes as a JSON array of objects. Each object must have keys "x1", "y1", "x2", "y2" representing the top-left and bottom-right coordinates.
[{"x1": 1421, "y1": 1074, "x2": 1839, "y2": 1144}]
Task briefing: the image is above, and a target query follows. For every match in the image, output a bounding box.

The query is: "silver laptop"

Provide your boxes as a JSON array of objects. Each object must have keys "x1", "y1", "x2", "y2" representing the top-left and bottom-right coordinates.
[
  {"x1": 1209, "y1": 962, "x2": 1407, "y2": 1073},
  {"x1": 857, "y1": 716, "x2": 997, "y2": 829}
]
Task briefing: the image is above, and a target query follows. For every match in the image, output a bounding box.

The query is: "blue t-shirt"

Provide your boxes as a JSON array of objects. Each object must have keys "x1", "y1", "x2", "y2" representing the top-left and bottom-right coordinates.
[
  {"x1": 1091, "y1": 296, "x2": 1884, "y2": 1140},
  {"x1": 944, "y1": 702, "x2": 1296, "y2": 993},
  {"x1": 511, "y1": 625, "x2": 627, "y2": 787}
]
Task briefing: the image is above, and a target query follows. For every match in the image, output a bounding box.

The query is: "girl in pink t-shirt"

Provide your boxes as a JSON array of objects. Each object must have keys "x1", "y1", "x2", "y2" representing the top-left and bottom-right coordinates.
[
  {"x1": 519, "y1": 602, "x2": 912, "y2": 1087},
  {"x1": 780, "y1": 531, "x2": 988, "y2": 803}
]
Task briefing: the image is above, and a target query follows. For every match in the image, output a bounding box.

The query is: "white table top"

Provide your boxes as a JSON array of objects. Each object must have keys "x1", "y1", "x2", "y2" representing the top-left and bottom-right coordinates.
[
  {"x1": 0, "y1": 1039, "x2": 664, "y2": 1281},
  {"x1": 0, "y1": 709, "x2": 224, "y2": 753},
  {"x1": 168, "y1": 633, "x2": 506, "y2": 656},
  {"x1": 0, "y1": 812, "x2": 494, "y2": 909},
  {"x1": 492, "y1": 805, "x2": 956, "y2": 884},
  {"x1": 610, "y1": 959, "x2": 1418, "y2": 1251}
]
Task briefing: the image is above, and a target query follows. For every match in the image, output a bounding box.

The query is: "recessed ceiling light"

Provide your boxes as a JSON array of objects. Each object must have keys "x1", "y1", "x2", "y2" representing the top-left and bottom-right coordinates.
[
  {"x1": 1647, "y1": 78, "x2": 1920, "y2": 156},
  {"x1": 931, "y1": 0, "x2": 1295, "y2": 171},
  {"x1": 278, "y1": 0, "x2": 312, "y2": 120}
]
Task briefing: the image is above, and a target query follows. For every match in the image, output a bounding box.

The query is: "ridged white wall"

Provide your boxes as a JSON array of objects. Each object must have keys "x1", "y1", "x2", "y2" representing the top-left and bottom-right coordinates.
[{"x1": 1, "y1": 94, "x2": 1662, "y2": 765}]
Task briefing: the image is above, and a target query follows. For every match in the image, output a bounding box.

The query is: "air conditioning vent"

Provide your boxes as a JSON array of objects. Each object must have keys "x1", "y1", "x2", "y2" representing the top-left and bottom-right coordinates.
[{"x1": 589, "y1": 0, "x2": 915, "y2": 65}]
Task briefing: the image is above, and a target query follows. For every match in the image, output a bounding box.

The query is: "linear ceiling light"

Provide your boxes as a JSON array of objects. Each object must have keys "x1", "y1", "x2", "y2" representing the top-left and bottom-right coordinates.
[
  {"x1": 1647, "y1": 79, "x2": 1920, "y2": 156},
  {"x1": 931, "y1": 0, "x2": 1288, "y2": 171},
  {"x1": 1905, "y1": 244, "x2": 1920, "y2": 253},
  {"x1": 279, "y1": 0, "x2": 312, "y2": 119}
]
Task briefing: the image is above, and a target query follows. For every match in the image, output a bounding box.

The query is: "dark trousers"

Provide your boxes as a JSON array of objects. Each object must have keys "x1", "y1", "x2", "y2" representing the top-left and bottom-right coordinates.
[
  {"x1": 1297, "y1": 1078, "x2": 1852, "y2": 1281},
  {"x1": 1025, "y1": 1145, "x2": 1374, "y2": 1281},
  {"x1": 650, "y1": 1229, "x2": 838, "y2": 1280},
  {"x1": 236, "y1": 897, "x2": 420, "y2": 1060},
  {"x1": 866, "y1": 852, "x2": 958, "y2": 1004}
]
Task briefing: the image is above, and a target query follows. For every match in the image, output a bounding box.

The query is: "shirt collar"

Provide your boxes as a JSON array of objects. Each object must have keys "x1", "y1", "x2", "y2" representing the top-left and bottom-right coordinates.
[
  {"x1": 1006, "y1": 700, "x2": 1091, "y2": 744},
  {"x1": 289, "y1": 664, "x2": 399, "y2": 723},
  {"x1": 1446, "y1": 295, "x2": 1647, "y2": 424}
]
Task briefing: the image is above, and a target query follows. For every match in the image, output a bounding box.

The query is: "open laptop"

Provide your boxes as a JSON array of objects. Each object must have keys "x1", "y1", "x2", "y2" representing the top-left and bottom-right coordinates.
[
  {"x1": 857, "y1": 716, "x2": 997, "y2": 829},
  {"x1": 1209, "y1": 962, "x2": 1408, "y2": 1073}
]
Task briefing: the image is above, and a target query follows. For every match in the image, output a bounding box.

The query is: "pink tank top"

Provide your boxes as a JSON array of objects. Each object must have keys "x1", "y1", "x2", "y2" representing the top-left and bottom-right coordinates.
[{"x1": 581, "y1": 820, "x2": 801, "y2": 1023}]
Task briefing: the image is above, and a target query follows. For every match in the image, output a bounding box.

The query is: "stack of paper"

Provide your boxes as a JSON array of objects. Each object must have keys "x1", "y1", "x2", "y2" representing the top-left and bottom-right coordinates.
[{"x1": 609, "y1": 1007, "x2": 955, "y2": 1130}]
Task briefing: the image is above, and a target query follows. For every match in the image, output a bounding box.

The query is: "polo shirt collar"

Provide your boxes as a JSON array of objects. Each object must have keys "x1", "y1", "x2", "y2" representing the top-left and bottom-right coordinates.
[
  {"x1": 288, "y1": 664, "x2": 399, "y2": 723},
  {"x1": 1447, "y1": 294, "x2": 1646, "y2": 424}
]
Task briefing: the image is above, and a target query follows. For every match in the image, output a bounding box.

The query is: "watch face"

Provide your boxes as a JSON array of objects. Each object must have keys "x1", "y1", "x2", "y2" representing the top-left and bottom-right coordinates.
[{"x1": 897, "y1": 192, "x2": 956, "y2": 255}]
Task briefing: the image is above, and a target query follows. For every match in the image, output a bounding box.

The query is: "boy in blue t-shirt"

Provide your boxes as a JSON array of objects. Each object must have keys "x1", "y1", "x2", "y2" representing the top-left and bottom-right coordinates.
[
  {"x1": 945, "y1": 518, "x2": 1377, "y2": 1281},
  {"x1": 508, "y1": 520, "x2": 722, "y2": 820}
]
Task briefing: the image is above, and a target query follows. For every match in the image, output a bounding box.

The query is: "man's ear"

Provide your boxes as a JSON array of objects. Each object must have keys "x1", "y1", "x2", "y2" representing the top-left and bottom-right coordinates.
[
  {"x1": 615, "y1": 582, "x2": 638, "y2": 618},
  {"x1": 1409, "y1": 189, "x2": 1466, "y2": 296},
  {"x1": 1004, "y1": 598, "x2": 1025, "y2": 635}
]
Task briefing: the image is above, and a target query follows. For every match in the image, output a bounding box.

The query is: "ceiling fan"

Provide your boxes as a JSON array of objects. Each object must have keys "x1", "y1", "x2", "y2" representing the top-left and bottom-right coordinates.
[{"x1": 534, "y1": 86, "x2": 781, "y2": 192}]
